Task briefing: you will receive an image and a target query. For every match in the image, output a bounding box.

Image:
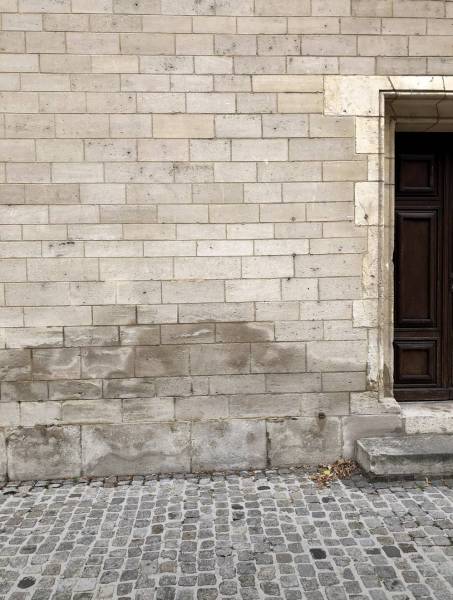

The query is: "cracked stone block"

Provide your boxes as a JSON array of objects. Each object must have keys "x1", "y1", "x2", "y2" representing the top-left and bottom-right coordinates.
[
  {"x1": 191, "y1": 419, "x2": 266, "y2": 472},
  {"x1": 7, "y1": 425, "x2": 81, "y2": 480},
  {"x1": 82, "y1": 422, "x2": 191, "y2": 476},
  {"x1": 266, "y1": 417, "x2": 341, "y2": 466}
]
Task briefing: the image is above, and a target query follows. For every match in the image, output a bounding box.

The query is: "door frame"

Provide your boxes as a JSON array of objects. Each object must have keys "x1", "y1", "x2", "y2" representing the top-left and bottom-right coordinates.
[{"x1": 381, "y1": 91, "x2": 453, "y2": 404}]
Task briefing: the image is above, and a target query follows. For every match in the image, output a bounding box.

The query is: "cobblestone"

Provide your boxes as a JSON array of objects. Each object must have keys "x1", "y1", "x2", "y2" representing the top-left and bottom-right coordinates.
[{"x1": 0, "y1": 471, "x2": 453, "y2": 599}]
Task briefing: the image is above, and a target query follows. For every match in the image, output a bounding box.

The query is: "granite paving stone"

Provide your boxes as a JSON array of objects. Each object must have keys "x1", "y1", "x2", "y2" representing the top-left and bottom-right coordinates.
[{"x1": 0, "y1": 471, "x2": 453, "y2": 599}]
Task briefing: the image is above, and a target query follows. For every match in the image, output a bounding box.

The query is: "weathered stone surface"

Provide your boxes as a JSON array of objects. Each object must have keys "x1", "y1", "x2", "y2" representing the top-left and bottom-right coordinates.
[
  {"x1": 0, "y1": 350, "x2": 31, "y2": 381},
  {"x1": 135, "y1": 345, "x2": 190, "y2": 377},
  {"x1": 191, "y1": 419, "x2": 266, "y2": 471},
  {"x1": 251, "y1": 342, "x2": 306, "y2": 374},
  {"x1": 267, "y1": 417, "x2": 341, "y2": 466},
  {"x1": 357, "y1": 434, "x2": 453, "y2": 477},
  {"x1": 7, "y1": 426, "x2": 81, "y2": 480},
  {"x1": 81, "y1": 347, "x2": 134, "y2": 379},
  {"x1": 1, "y1": 381, "x2": 48, "y2": 403},
  {"x1": 49, "y1": 379, "x2": 103, "y2": 400},
  {"x1": 32, "y1": 348, "x2": 81, "y2": 380},
  {"x1": 342, "y1": 414, "x2": 403, "y2": 458},
  {"x1": 401, "y1": 401, "x2": 453, "y2": 434},
  {"x1": 103, "y1": 377, "x2": 156, "y2": 398},
  {"x1": 82, "y1": 423, "x2": 191, "y2": 476}
]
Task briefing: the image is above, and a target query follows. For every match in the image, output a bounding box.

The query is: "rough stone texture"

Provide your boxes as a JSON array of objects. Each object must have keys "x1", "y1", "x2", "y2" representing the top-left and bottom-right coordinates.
[
  {"x1": 2, "y1": 471, "x2": 453, "y2": 600},
  {"x1": 192, "y1": 419, "x2": 266, "y2": 471},
  {"x1": 6, "y1": 426, "x2": 81, "y2": 481},
  {"x1": 357, "y1": 434, "x2": 453, "y2": 477},
  {"x1": 267, "y1": 417, "x2": 342, "y2": 466},
  {"x1": 1, "y1": 0, "x2": 452, "y2": 477},
  {"x1": 82, "y1": 423, "x2": 191, "y2": 476},
  {"x1": 342, "y1": 414, "x2": 404, "y2": 458}
]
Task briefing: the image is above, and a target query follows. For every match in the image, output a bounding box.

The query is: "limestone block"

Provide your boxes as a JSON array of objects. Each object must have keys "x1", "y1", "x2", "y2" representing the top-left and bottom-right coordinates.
[
  {"x1": 7, "y1": 425, "x2": 81, "y2": 480},
  {"x1": 342, "y1": 414, "x2": 403, "y2": 458},
  {"x1": 265, "y1": 373, "x2": 321, "y2": 394},
  {"x1": 81, "y1": 347, "x2": 134, "y2": 379},
  {"x1": 191, "y1": 419, "x2": 266, "y2": 471},
  {"x1": 216, "y1": 322, "x2": 274, "y2": 344},
  {"x1": 0, "y1": 402, "x2": 20, "y2": 427},
  {"x1": 307, "y1": 341, "x2": 367, "y2": 372},
  {"x1": 251, "y1": 342, "x2": 306, "y2": 374},
  {"x1": 33, "y1": 348, "x2": 80, "y2": 380},
  {"x1": 324, "y1": 76, "x2": 390, "y2": 116},
  {"x1": 267, "y1": 417, "x2": 341, "y2": 466},
  {"x1": 136, "y1": 345, "x2": 190, "y2": 377},
  {"x1": 21, "y1": 401, "x2": 61, "y2": 426},
  {"x1": 353, "y1": 299, "x2": 379, "y2": 328},
  {"x1": 82, "y1": 422, "x2": 191, "y2": 475},
  {"x1": 0, "y1": 349, "x2": 31, "y2": 381},
  {"x1": 156, "y1": 376, "x2": 208, "y2": 397},
  {"x1": 1, "y1": 381, "x2": 48, "y2": 403},
  {"x1": 122, "y1": 397, "x2": 175, "y2": 423},
  {"x1": 62, "y1": 399, "x2": 122, "y2": 424},
  {"x1": 175, "y1": 395, "x2": 228, "y2": 420},
  {"x1": 350, "y1": 392, "x2": 401, "y2": 415},
  {"x1": 120, "y1": 325, "x2": 160, "y2": 346},
  {"x1": 64, "y1": 326, "x2": 119, "y2": 347},
  {"x1": 161, "y1": 324, "x2": 215, "y2": 345},
  {"x1": 103, "y1": 377, "x2": 155, "y2": 399},
  {"x1": 190, "y1": 343, "x2": 250, "y2": 375},
  {"x1": 49, "y1": 379, "x2": 102, "y2": 401},
  {"x1": 209, "y1": 374, "x2": 265, "y2": 395},
  {"x1": 229, "y1": 393, "x2": 300, "y2": 418}
]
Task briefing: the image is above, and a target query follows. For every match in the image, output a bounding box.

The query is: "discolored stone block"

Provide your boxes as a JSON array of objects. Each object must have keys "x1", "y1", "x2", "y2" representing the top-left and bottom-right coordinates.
[
  {"x1": 251, "y1": 342, "x2": 306, "y2": 374},
  {"x1": 0, "y1": 349, "x2": 31, "y2": 381},
  {"x1": 103, "y1": 377, "x2": 156, "y2": 399},
  {"x1": 32, "y1": 348, "x2": 80, "y2": 380},
  {"x1": 81, "y1": 347, "x2": 134, "y2": 379},
  {"x1": 190, "y1": 343, "x2": 250, "y2": 375},
  {"x1": 7, "y1": 425, "x2": 81, "y2": 480},
  {"x1": 191, "y1": 419, "x2": 266, "y2": 471},
  {"x1": 135, "y1": 345, "x2": 190, "y2": 377},
  {"x1": 82, "y1": 422, "x2": 191, "y2": 476},
  {"x1": 1, "y1": 381, "x2": 48, "y2": 403},
  {"x1": 266, "y1": 417, "x2": 341, "y2": 466},
  {"x1": 49, "y1": 379, "x2": 102, "y2": 400}
]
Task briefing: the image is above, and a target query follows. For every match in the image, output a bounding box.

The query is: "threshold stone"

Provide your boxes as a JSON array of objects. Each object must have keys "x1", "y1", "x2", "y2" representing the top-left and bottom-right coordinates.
[{"x1": 356, "y1": 434, "x2": 453, "y2": 477}]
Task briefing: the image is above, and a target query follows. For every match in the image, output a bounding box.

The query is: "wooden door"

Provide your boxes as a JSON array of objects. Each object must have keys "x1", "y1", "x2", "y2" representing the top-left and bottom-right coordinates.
[{"x1": 394, "y1": 133, "x2": 452, "y2": 401}]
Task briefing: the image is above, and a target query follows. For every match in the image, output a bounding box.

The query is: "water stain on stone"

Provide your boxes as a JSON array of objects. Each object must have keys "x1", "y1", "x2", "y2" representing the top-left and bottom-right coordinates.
[{"x1": 309, "y1": 548, "x2": 326, "y2": 560}]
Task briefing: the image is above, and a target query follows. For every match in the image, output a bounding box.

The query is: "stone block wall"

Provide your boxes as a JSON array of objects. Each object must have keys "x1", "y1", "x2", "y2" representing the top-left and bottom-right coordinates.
[{"x1": 1, "y1": 0, "x2": 449, "y2": 479}]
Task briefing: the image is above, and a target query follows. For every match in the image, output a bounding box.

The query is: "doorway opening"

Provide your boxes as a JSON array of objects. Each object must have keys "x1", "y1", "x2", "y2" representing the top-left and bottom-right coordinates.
[{"x1": 393, "y1": 132, "x2": 453, "y2": 401}]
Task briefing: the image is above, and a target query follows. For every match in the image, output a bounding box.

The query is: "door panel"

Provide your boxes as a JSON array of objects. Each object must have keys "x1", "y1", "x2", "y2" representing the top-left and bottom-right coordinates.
[
  {"x1": 394, "y1": 133, "x2": 450, "y2": 402},
  {"x1": 395, "y1": 211, "x2": 438, "y2": 327}
]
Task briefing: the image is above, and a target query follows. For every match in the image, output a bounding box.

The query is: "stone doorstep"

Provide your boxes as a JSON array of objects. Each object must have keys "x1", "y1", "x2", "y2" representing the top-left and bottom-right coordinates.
[
  {"x1": 401, "y1": 400, "x2": 453, "y2": 434},
  {"x1": 356, "y1": 433, "x2": 453, "y2": 478}
]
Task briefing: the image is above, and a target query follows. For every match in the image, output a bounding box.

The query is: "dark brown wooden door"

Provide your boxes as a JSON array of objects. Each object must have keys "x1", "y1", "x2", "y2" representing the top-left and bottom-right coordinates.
[{"x1": 394, "y1": 133, "x2": 453, "y2": 401}]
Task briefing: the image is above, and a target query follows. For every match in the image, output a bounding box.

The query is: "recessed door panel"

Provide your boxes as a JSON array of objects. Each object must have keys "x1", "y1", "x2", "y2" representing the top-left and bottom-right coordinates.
[{"x1": 395, "y1": 210, "x2": 438, "y2": 327}]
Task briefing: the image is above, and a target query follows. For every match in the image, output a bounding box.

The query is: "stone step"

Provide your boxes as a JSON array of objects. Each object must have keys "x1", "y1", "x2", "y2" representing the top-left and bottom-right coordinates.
[
  {"x1": 401, "y1": 401, "x2": 453, "y2": 434},
  {"x1": 356, "y1": 434, "x2": 453, "y2": 478}
]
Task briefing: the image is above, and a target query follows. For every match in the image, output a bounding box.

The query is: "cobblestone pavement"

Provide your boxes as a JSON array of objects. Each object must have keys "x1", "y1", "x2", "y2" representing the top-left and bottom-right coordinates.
[{"x1": 1, "y1": 471, "x2": 453, "y2": 600}]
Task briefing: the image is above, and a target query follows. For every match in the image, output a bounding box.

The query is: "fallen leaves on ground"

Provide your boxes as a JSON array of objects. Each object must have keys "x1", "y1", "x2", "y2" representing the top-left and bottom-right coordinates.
[{"x1": 310, "y1": 459, "x2": 359, "y2": 488}]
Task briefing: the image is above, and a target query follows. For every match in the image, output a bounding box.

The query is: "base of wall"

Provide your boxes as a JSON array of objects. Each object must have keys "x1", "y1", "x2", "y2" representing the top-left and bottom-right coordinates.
[{"x1": 0, "y1": 410, "x2": 405, "y2": 480}]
